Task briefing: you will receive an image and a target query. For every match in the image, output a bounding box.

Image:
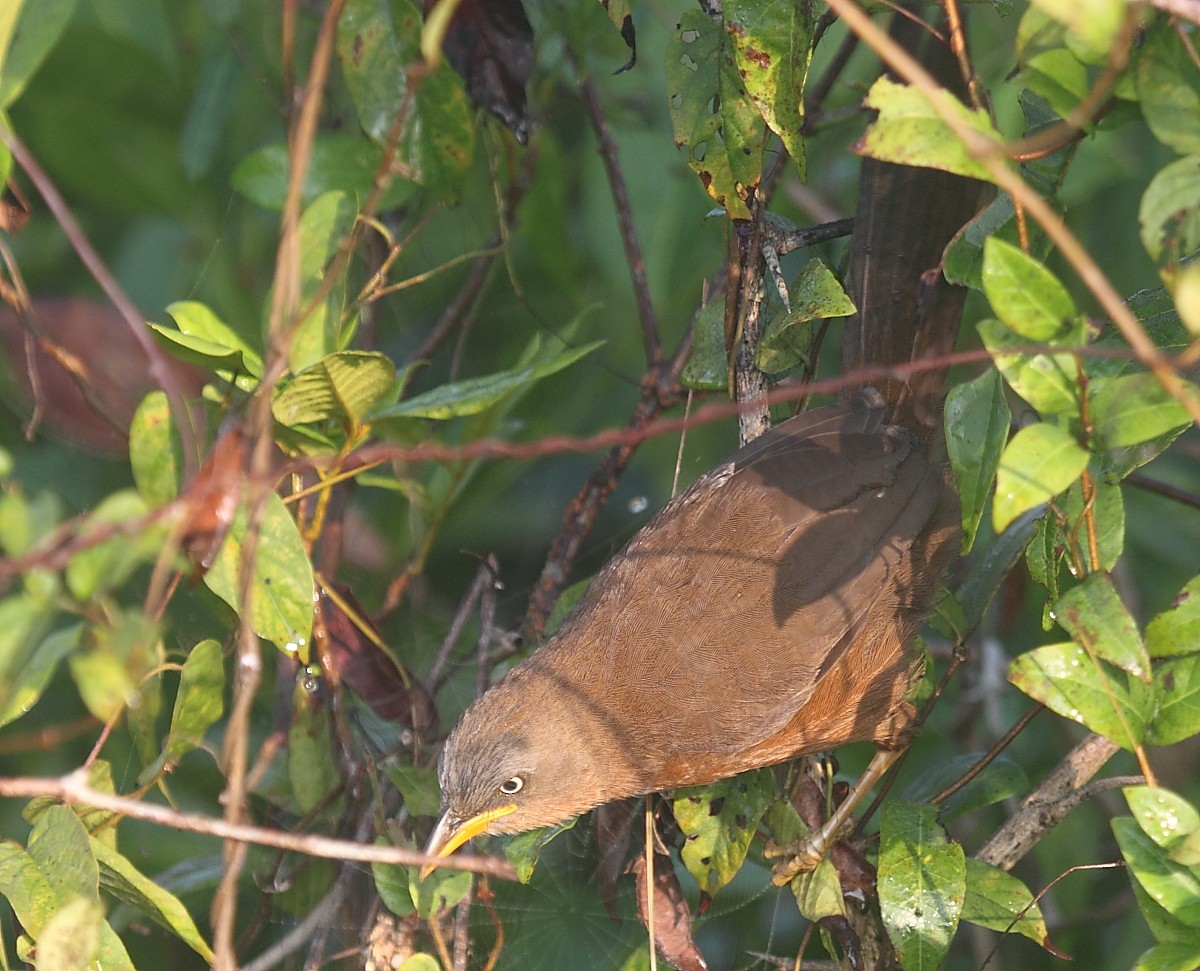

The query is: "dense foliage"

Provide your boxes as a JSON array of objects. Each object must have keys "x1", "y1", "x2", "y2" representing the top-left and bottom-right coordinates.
[{"x1": 0, "y1": 0, "x2": 1198, "y2": 969}]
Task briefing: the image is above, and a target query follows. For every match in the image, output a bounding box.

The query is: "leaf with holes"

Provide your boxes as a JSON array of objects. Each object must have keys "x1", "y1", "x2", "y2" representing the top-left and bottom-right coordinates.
[
  {"x1": 673, "y1": 768, "x2": 773, "y2": 896},
  {"x1": 666, "y1": 9, "x2": 765, "y2": 219},
  {"x1": 723, "y1": 0, "x2": 817, "y2": 175}
]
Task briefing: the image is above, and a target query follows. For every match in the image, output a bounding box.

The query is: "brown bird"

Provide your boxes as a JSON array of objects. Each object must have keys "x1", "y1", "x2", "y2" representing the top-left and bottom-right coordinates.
[{"x1": 425, "y1": 389, "x2": 960, "y2": 875}]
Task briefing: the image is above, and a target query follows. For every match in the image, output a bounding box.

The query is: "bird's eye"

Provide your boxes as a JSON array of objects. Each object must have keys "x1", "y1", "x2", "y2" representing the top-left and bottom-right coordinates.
[{"x1": 499, "y1": 776, "x2": 524, "y2": 795}]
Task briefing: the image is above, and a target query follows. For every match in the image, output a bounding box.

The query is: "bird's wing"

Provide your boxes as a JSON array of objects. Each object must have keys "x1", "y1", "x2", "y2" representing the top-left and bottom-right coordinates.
[{"x1": 545, "y1": 397, "x2": 943, "y2": 760}]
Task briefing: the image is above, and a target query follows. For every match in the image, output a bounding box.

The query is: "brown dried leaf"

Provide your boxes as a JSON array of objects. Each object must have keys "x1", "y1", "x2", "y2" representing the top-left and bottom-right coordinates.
[
  {"x1": 0, "y1": 298, "x2": 205, "y2": 454},
  {"x1": 178, "y1": 425, "x2": 248, "y2": 571},
  {"x1": 631, "y1": 848, "x2": 708, "y2": 971},
  {"x1": 318, "y1": 583, "x2": 437, "y2": 733}
]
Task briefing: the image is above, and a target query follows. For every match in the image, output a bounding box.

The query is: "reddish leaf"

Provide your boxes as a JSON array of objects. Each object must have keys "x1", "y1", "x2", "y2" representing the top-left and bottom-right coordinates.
[
  {"x1": 631, "y1": 848, "x2": 708, "y2": 971},
  {"x1": 817, "y1": 914, "x2": 862, "y2": 971},
  {"x1": 317, "y1": 584, "x2": 437, "y2": 734},
  {"x1": 428, "y1": 0, "x2": 533, "y2": 143},
  {"x1": 791, "y1": 774, "x2": 874, "y2": 896},
  {"x1": 0, "y1": 298, "x2": 205, "y2": 454},
  {"x1": 0, "y1": 181, "x2": 31, "y2": 234},
  {"x1": 178, "y1": 424, "x2": 248, "y2": 571}
]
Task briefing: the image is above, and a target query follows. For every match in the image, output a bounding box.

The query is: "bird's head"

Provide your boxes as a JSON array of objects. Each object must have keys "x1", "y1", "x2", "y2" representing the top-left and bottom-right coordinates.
[{"x1": 421, "y1": 666, "x2": 637, "y2": 876}]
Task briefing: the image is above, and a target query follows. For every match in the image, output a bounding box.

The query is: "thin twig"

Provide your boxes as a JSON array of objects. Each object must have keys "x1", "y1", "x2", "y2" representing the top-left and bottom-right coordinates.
[
  {"x1": 976, "y1": 733, "x2": 1123, "y2": 871},
  {"x1": 0, "y1": 127, "x2": 201, "y2": 475},
  {"x1": 0, "y1": 770, "x2": 517, "y2": 877},
  {"x1": 570, "y1": 48, "x2": 661, "y2": 365}
]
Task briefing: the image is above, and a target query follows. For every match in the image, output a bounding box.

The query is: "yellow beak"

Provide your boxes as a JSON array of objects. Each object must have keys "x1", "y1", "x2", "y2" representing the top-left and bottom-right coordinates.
[{"x1": 420, "y1": 804, "x2": 517, "y2": 879}]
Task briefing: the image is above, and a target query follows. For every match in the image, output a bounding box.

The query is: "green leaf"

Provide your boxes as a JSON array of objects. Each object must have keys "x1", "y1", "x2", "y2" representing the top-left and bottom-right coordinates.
[
  {"x1": 0, "y1": 593, "x2": 57, "y2": 723},
  {"x1": 673, "y1": 768, "x2": 773, "y2": 896},
  {"x1": 410, "y1": 859, "x2": 471, "y2": 918},
  {"x1": 166, "y1": 299, "x2": 264, "y2": 376},
  {"x1": 287, "y1": 190, "x2": 358, "y2": 373},
  {"x1": 681, "y1": 298, "x2": 728, "y2": 391},
  {"x1": 903, "y1": 754, "x2": 1028, "y2": 820},
  {"x1": 69, "y1": 612, "x2": 162, "y2": 725},
  {"x1": 64, "y1": 490, "x2": 159, "y2": 601},
  {"x1": 1125, "y1": 787, "x2": 1200, "y2": 849},
  {"x1": 140, "y1": 639, "x2": 224, "y2": 783},
  {"x1": 666, "y1": 9, "x2": 766, "y2": 219},
  {"x1": 0, "y1": 0, "x2": 77, "y2": 110},
  {"x1": 1009, "y1": 641, "x2": 1154, "y2": 748},
  {"x1": 1018, "y1": 48, "x2": 1090, "y2": 124},
  {"x1": 1137, "y1": 24, "x2": 1200, "y2": 156},
  {"x1": 982, "y1": 237, "x2": 1078, "y2": 341},
  {"x1": 337, "y1": 0, "x2": 407, "y2": 143},
  {"x1": 1133, "y1": 943, "x2": 1200, "y2": 971},
  {"x1": 150, "y1": 301, "x2": 263, "y2": 382},
  {"x1": 757, "y1": 258, "x2": 855, "y2": 374},
  {"x1": 25, "y1": 762, "x2": 119, "y2": 851},
  {"x1": 372, "y1": 340, "x2": 604, "y2": 420},
  {"x1": 978, "y1": 317, "x2": 1079, "y2": 415},
  {"x1": 373, "y1": 846, "x2": 415, "y2": 917},
  {"x1": 1061, "y1": 476, "x2": 1125, "y2": 572},
  {"x1": 1054, "y1": 573, "x2": 1151, "y2": 682},
  {"x1": 1113, "y1": 816, "x2": 1200, "y2": 927},
  {"x1": 993, "y1": 422, "x2": 1088, "y2": 533},
  {"x1": 1146, "y1": 655, "x2": 1200, "y2": 746},
  {"x1": 961, "y1": 857, "x2": 1050, "y2": 947},
  {"x1": 1028, "y1": 0, "x2": 1125, "y2": 61},
  {"x1": 202, "y1": 491, "x2": 315, "y2": 656},
  {"x1": 945, "y1": 368, "x2": 1010, "y2": 554},
  {"x1": 1146, "y1": 576, "x2": 1200, "y2": 659},
  {"x1": 399, "y1": 955, "x2": 442, "y2": 971},
  {"x1": 337, "y1": 0, "x2": 474, "y2": 201},
  {"x1": 129, "y1": 391, "x2": 184, "y2": 505},
  {"x1": 722, "y1": 0, "x2": 817, "y2": 174},
  {"x1": 0, "y1": 843, "x2": 59, "y2": 936},
  {"x1": 273, "y1": 351, "x2": 397, "y2": 428},
  {"x1": 1130, "y1": 876, "x2": 1200, "y2": 945},
  {"x1": 857, "y1": 76, "x2": 1004, "y2": 182},
  {"x1": 957, "y1": 508, "x2": 1040, "y2": 636},
  {"x1": 1174, "y1": 829, "x2": 1200, "y2": 868},
  {"x1": 36, "y1": 896, "x2": 103, "y2": 971},
  {"x1": 0, "y1": 488, "x2": 63, "y2": 557},
  {"x1": 386, "y1": 763, "x2": 442, "y2": 818},
  {"x1": 1089, "y1": 373, "x2": 1193, "y2": 451},
  {"x1": 232, "y1": 134, "x2": 413, "y2": 212},
  {"x1": 288, "y1": 675, "x2": 339, "y2": 814},
  {"x1": 0, "y1": 624, "x2": 80, "y2": 729},
  {"x1": 877, "y1": 801, "x2": 966, "y2": 971},
  {"x1": 28, "y1": 806, "x2": 99, "y2": 904},
  {"x1": 1140, "y1": 155, "x2": 1200, "y2": 263},
  {"x1": 503, "y1": 822, "x2": 576, "y2": 884},
  {"x1": 92, "y1": 837, "x2": 215, "y2": 962},
  {"x1": 789, "y1": 857, "x2": 846, "y2": 922}
]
